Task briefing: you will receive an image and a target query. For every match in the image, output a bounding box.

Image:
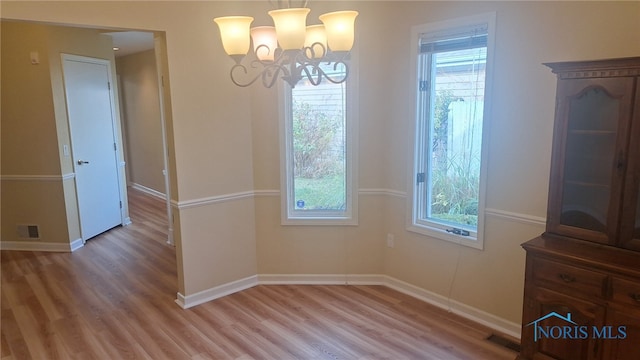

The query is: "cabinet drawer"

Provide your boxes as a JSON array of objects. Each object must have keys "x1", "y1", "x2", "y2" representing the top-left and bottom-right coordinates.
[
  {"x1": 532, "y1": 258, "x2": 607, "y2": 298},
  {"x1": 611, "y1": 277, "x2": 640, "y2": 308}
]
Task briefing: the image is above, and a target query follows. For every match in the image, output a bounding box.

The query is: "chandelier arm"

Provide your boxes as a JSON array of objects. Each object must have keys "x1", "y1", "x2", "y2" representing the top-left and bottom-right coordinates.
[
  {"x1": 298, "y1": 42, "x2": 327, "y2": 62},
  {"x1": 297, "y1": 60, "x2": 349, "y2": 85},
  {"x1": 293, "y1": 48, "x2": 322, "y2": 86},
  {"x1": 294, "y1": 44, "x2": 350, "y2": 86},
  {"x1": 230, "y1": 59, "x2": 348, "y2": 88},
  {"x1": 299, "y1": 63, "x2": 323, "y2": 86},
  {"x1": 322, "y1": 60, "x2": 350, "y2": 84},
  {"x1": 254, "y1": 44, "x2": 275, "y2": 62},
  {"x1": 230, "y1": 57, "x2": 295, "y2": 88},
  {"x1": 261, "y1": 63, "x2": 288, "y2": 88},
  {"x1": 261, "y1": 52, "x2": 294, "y2": 88},
  {"x1": 230, "y1": 64, "x2": 262, "y2": 87}
]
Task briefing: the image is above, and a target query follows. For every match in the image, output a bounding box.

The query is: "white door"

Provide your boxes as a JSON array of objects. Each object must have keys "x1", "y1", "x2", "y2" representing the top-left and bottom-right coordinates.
[{"x1": 63, "y1": 55, "x2": 122, "y2": 241}]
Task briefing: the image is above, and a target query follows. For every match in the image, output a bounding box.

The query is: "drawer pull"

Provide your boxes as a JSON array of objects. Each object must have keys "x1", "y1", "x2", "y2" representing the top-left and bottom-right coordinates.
[
  {"x1": 559, "y1": 273, "x2": 576, "y2": 283},
  {"x1": 630, "y1": 293, "x2": 640, "y2": 303}
]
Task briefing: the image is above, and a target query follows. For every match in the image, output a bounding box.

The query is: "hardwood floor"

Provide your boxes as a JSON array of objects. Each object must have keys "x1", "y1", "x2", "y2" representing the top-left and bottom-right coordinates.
[
  {"x1": 1, "y1": 188, "x2": 518, "y2": 359},
  {"x1": 125, "y1": 187, "x2": 169, "y2": 245}
]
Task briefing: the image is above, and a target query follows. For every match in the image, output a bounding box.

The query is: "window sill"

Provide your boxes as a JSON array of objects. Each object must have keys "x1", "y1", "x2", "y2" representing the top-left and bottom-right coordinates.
[
  {"x1": 407, "y1": 223, "x2": 483, "y2": 250},
  {"x1": 282, "y1": 216, "x2": 358, "y2": 226}
]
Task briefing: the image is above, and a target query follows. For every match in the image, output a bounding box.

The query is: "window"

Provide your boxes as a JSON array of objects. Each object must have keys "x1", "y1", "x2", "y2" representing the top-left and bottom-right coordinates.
[
  {"x1": 409, "y1": 13, "x2": 495, "y2": 248},
  {"x1": 280, "y1": 62, "x2": 357, "y2": 225}
]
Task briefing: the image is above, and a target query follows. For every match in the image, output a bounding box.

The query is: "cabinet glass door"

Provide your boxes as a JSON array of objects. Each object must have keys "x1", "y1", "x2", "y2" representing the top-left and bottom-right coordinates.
[
  {"x1": 560, "y1": 87, "x2": 619, "y2": 233},
  {"x1": 547, "y1": 76, "x2": 635, "y2": 244}
]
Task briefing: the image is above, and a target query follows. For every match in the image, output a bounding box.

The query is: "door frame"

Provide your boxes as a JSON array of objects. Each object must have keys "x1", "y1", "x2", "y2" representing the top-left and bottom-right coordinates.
[
  {"x1": 154, "y1": 34, "x2": 174, "y2": 246},
  {"x1": 115, "y1": 34, "x2": 174, "y2": 246},
  {"x1": 62, "y1": 53, "x2": 129, "y2": 240}
]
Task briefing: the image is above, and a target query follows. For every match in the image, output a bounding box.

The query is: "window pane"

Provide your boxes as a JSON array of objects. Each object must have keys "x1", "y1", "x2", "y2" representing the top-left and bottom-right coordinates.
[
  {"x1": 427, "y1": 47, "x2": 486, "y2": 230},
  {"x1": 291, "y1": 64, "x2": 347, "y2": 212}
]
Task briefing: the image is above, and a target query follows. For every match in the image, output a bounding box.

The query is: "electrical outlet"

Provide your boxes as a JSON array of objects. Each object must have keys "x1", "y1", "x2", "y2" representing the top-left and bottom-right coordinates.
[
  {"x1": 30, "y1": 51, "x2": 40, "y2": 65},
  {"x1": 386, "y1": 233, "x2": 395, "y2": 248}
]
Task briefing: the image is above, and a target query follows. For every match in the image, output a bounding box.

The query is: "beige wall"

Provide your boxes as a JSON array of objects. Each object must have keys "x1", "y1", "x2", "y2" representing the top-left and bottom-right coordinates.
[
  {"x1": 1, "y1": 20, "x2": 124, "y2": 247},
  {"x1": 384, "y1": 0, "x2": 640, "y2": 323},
  {"x1": 2, "y1": 1, "x2": 639, "y2": 330},
  {"x1": 1, "y1": 1, "x2": 259, "y2": 297},
  {"x1": 116, "y1": 50, "x2": 166, "y2": 194},
  {"x1": 250, "y1": 0, "x2": 640, "y2": 326},
  {"x1": 1, "y1": 22, "x2": 63, "y2": 245}
]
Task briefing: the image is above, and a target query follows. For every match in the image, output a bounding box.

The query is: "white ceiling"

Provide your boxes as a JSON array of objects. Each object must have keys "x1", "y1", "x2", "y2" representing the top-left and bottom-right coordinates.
[{"x1": 103, "y1": 31, "x2": 155, "y2": 57}]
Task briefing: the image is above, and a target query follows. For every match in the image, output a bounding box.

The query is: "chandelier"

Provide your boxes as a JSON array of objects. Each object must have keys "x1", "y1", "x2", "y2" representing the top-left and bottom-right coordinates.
[{"x1": 213, "y1": 4, "x2": 358, "y2": 88}]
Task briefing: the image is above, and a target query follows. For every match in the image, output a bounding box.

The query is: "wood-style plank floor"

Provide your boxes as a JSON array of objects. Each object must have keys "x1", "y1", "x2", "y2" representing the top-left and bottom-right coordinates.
[{"x1": 1, "y1": 188, "x2": 519, "y2": 359}]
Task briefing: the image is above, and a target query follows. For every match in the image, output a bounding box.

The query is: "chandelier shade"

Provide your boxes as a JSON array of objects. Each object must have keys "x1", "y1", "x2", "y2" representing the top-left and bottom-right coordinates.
[
  {"x1": 319, "y1": 11, "x2": 359, "y2": 52},
  {"x1": 250, "y1": 26, "x2": 278, "y2": 61},
  {"x1": 213, "y1": 16, "x2": 254, "y2": 59},
  {"x1": 268, "y1": 8, "x2": 311, "y2": 50},
  {"x1": 304, "y1": 24, "x2": 327, "y2": 58},
  {"x1": 213, "y1": 4, "x2": 358, "y2": 88}
]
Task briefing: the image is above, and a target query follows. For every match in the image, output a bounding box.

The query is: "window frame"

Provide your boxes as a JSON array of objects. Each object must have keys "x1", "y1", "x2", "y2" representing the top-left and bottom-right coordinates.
[
  {"x1": 279, "y1": 63, "x2": 359, "y2": 226},
  {"x1": 407, "y1": 12, "x2": 496, "y2": 249}
]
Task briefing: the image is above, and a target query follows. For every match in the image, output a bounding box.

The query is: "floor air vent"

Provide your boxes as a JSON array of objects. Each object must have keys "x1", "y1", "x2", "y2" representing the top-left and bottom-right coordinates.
[{"x1": 486, "y1": 334, "x2": 521, "y2": 352}]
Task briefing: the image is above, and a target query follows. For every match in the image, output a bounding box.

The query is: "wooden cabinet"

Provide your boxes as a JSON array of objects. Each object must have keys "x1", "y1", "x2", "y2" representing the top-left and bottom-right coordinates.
[
  {"x1": 601, "y1": 308, "x2": 640, "y2": 359},
  {"x1": 520, "y1": 236, "x2": 640, "y2": 360},
  {"x1": 545, "y1": 59, "x2": 640, "y2": 248},
  {"x1": 520, "y1": 57, "x2": 640, "y2": 360}
]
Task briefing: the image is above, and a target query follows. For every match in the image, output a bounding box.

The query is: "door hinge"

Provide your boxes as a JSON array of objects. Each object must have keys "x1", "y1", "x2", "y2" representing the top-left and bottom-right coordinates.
[
  {"x1": 419, "y1": 80, "x2": 429, "y2": 92},
  {"x1": 416, "y1": 172, "x2": 426, "y2": 184},
  {"x1": 119, "y1": 201, "x2": 122, "y2": 209},
  {"x1": 108, "y1": 81, "x2": 111, "y2": 90},
  {"x1": 114, "y1": 143, "x2": 117, "y2": 151}
]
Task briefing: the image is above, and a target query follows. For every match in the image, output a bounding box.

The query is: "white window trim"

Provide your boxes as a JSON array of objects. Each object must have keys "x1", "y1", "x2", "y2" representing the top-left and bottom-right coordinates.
[
  {"x1": 279, "y1": 61, "x2": 359, "y2": 226},
  {"x1": 406, "y1": 12, "x2": 496, "y2": 250}
]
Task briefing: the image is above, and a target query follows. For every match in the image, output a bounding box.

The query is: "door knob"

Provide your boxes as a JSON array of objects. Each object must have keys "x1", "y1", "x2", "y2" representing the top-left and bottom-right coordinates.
[{"x1": 77, "y1": 160, "x2": 89, "y2": 165}]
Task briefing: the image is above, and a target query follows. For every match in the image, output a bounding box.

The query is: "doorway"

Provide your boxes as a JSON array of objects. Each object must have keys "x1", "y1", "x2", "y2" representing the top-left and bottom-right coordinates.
[
  {"x1": 113, "y1": 32, "x2": 174, "y2": 245},
  {"x1": 63, "y1": 55, "x2": 123, "y2": 241}
]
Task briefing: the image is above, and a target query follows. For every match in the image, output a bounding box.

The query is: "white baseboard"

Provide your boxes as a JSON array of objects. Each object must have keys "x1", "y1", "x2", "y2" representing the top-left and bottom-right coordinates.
[
  {"x1": 257, "y1": 273, "x2": 386, "y2": 285},
  {"x1": 176, "y1": 275, "x2": 258, "y2": 309},
  {"x1": 178, "y1": 273, "x2": 521, "y2": 340},
  {"x1": 0, "y1": 238, "x2": 84, "y2": 252},
  {"x1": 383, "y1": 275, "x2": 521, "y2": 339},
  {"x1": 130, "y1": 183, "x2": 166, "y2": 200},
  {"x1": 69, "y1": 238, "x2": 84, "y2": 251}
]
